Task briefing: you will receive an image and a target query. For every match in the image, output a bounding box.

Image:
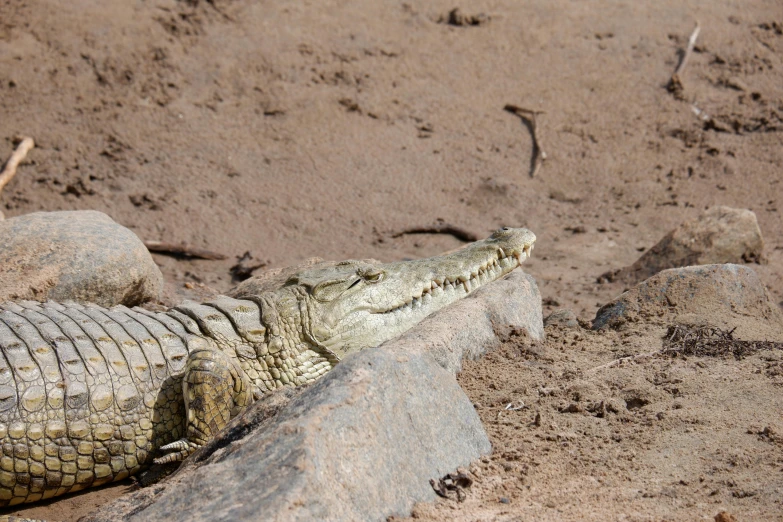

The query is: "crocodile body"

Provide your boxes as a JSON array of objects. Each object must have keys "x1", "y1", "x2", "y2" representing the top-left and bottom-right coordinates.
[{"x1": 0, "y1": 228, "x2": 535, "y2": 505}]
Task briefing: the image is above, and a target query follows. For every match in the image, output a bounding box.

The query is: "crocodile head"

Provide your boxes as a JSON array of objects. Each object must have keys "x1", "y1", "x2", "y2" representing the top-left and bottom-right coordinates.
[{"x1": 283, "y1": 227, "x2": 536, "y2": 358}]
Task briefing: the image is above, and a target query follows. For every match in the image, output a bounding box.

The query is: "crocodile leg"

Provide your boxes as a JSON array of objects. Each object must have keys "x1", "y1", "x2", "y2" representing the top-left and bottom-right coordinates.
[{"x1": 154, "y1": 347, "x2": 253, "y2": 464}]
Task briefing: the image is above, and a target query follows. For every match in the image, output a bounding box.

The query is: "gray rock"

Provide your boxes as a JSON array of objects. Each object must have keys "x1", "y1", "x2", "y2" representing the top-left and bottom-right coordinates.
[
  {"x1": 599, "y1": 206, "x2": 764, "y2": 284},
  {"x1": 392, "y1": 271, "x2": 544, "y2": 375},
  {"x1": 0, "y1": 210, "x2": 163, "y2": 307},
  {"x1": 544, "y1": 309, "x2": 579, "y2": 329},
  {"x1": 83, "y1": 271, "x2": 543, "y2": 522},
  {"x1": 593, "y1": 264, "x2": 783, "y2": 341},
  {"x1": 84, "y1": 337, "x2": 490, "y2": 522}
]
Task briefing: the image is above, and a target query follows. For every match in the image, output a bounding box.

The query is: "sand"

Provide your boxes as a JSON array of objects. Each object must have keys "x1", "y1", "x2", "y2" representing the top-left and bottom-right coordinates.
[{"x1": 1, "y1": 0, "x2": 781, "y2": 520}]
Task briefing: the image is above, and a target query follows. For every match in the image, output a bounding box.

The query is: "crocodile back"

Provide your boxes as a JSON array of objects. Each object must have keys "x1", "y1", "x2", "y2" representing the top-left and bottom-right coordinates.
[{"x1": 0, "y1": 301, "x2": 194, "y2": 505}]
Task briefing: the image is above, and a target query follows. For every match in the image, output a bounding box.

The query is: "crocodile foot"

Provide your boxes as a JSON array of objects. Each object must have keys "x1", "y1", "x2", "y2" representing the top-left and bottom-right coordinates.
[{"x1": 154, "y1": 439, "x2": 201, "y2": 464}]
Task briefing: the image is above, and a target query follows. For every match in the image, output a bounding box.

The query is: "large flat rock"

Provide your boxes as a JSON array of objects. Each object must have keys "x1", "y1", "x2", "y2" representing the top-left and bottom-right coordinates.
[
  {"x1": 593, "y1": 264, "x2": 783, "y2": 341},
  {"x1": 83, "y1": 270, "x2": 543, "y2": 521},
  {"x1": 0, "y1": 211, "x2": 162, "y2": 307}
]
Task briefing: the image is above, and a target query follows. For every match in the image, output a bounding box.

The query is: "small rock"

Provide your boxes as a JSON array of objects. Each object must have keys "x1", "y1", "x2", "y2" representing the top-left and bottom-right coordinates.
[
  {"x1": 544, "y1": 309, "x2": 579, "y2": 329},
  {"x1": 622, "y1": 388, "x2": 654, "y2": 410},
  {"x1": 559, "y1": 403, "x2": 583, "y2": 414},
  {"x1": 593, "y1": 264, "x2": 783, "y2": 341},
  {"x1": 723, "y1": 76, "x2": 748, "y2": 91},
  {"x1": 715, "y1": 511, "x2": 737, "y2": 522},
  {"x1": 599, "y1": 206, "x2": 764, "y2": 284},
  {"x1": 438, "y1": 7, "x2": 489, "y2": 26},
  {"x1": 0, "y1": 211, "x2": 162, "y2": 307},
  {"x1": 549, "y1": 189, "x2": 582, "y2": 204}
]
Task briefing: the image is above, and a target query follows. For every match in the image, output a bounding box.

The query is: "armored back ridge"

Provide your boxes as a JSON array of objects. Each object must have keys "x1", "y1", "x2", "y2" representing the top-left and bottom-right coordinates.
[{"x1": 0, "y1": 227, "x2": 536, "y2": 505}]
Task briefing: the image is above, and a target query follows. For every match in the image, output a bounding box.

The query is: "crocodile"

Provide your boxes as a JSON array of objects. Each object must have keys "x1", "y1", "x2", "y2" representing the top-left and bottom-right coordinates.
[{"x1": 0, "y1": 227, "x2": 535, "y2": 506}]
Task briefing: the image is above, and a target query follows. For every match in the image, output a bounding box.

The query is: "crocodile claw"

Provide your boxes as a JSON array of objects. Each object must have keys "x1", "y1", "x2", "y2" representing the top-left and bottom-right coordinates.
[{"x1": 154, "y1": 439, "x2": 200, "y2": 464}]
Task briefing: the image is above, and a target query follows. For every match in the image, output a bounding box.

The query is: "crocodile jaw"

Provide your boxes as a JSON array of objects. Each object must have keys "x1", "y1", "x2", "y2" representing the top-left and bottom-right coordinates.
[{"x1": 299, "y1": 227, "x2": 536, "y2": 358}]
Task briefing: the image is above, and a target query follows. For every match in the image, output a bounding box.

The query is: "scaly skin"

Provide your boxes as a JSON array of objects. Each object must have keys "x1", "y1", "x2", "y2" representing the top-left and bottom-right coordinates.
[{"x1": 0, "y1": 227, "x2": 535, "y2": 505}]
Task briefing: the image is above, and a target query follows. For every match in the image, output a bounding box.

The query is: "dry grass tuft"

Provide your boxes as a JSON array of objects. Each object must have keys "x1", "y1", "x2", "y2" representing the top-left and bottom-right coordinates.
[{"x1": 662, "y1": 324, "x2": 782, "y2": 360}]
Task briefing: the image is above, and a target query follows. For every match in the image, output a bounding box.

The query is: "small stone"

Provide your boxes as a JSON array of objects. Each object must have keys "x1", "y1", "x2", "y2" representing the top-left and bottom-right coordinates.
[
  {"x1": 0, "y1": 211, "x2": 162, "y2": 306},
  {"x1": 715, "y1": 511, "x2": 737, "y2": 522},
  {"x1": 544, "y1": 309, "x2": 579, "y2": 329},
  {"x1": 559, "y1": 403, "x2": 584, "y2": 414}
]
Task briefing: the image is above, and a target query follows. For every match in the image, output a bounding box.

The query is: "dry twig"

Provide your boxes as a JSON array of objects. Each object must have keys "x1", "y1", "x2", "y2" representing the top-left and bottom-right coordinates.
[
  {"x1": 667, "y1": 22, "x2": 701, "y2": 96},
  {"x1": 391, "y1": 223, "x2": 479, "y2": 242},
  {"x1": 0, "y1": 137, "x2": 34, "y2": 194},
  {"x1": 586, "y1": 350, "x2": 661, "y2": 374},
  {"x1": 144, "y1": 240, "x2": 227, "y2": 260},
  {"x1": 503, "y1": 104, "x2": 547, "y2": 177}
]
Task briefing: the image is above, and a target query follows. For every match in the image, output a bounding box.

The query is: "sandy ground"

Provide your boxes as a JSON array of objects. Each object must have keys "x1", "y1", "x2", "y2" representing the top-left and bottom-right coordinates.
[{"x1": 1, "y1": 0, "x2": 781, "y2": 520}]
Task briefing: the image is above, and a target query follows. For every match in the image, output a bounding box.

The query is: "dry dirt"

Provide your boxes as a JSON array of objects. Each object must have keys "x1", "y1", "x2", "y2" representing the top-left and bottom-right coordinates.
[{"x1": 1, "y1": 0, "x2": 782, "y2": 520}]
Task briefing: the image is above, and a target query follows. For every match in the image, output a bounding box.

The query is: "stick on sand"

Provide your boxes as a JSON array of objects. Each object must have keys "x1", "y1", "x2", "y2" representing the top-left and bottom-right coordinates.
[
  {"x1": 503, "y1": 105, "x2": 547, "y2": 177},
  {"x1": 667, "y1": 22, "x2": 701, "y2": 96},
  {"x1": 0, "y1": 137, "x2": 35, "y2": 194},
  {"x1": 143, "y1": 241, "x2": 228, "y2": 260}
]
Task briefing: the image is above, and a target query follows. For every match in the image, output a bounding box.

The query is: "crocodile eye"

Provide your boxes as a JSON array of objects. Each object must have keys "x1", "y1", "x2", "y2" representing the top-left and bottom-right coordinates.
[
  {"x1": 363, "y1": 270, "x2": 384, "y2": 283},
  {"x1": 493, "y1": 227, "x2": 514, "y2": 238}
]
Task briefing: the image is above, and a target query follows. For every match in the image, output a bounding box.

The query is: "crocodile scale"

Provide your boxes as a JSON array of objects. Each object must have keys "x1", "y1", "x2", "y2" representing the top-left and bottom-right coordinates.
[{"x1": 0, "y1": 295, "x2": 331, "y2": 506}]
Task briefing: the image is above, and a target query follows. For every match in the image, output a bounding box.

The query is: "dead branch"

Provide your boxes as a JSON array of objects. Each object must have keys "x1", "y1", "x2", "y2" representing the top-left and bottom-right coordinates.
[
  {"x1": 586, "y1": 350, "x2": 662, "y2": 374},
  {"x1": 391, "y1": 224, "x2": 479, "y2": 242},
  {"x1": 661, "y1": 324, "x2": 780, "y2": 359},
  {"x1": 503, "y1": 104, "x2": 547, "y2": 177},
  {"x1": 144, "y1": 240, "x2": 227, "y2": 260},
  {"x1": 667, "y1": 22, "x2": 701, "y2": 96},
  {"x1": 0, "y1": 137, "x2": 35, "y2": 194}
]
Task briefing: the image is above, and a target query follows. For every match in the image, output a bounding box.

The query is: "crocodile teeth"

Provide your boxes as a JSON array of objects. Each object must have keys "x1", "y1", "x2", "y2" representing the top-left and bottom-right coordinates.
[{"x1": 463, "y1": 280, "x2": 470, "y2": 292}]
